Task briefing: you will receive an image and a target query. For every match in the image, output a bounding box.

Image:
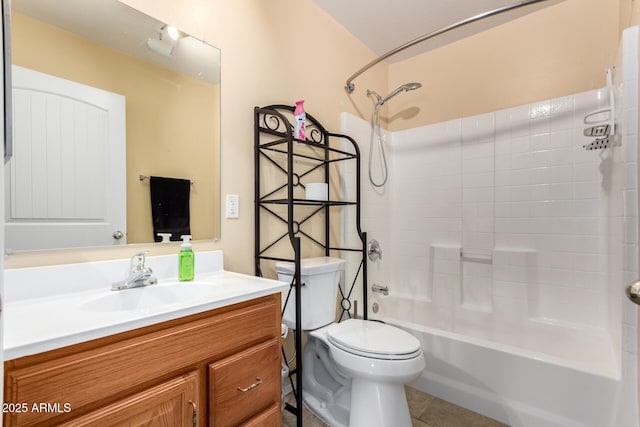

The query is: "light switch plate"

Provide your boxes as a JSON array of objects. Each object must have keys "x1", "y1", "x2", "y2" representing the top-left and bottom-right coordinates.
[{"x1": 226, "y1": 194, "x2": 239, "y2": 219}]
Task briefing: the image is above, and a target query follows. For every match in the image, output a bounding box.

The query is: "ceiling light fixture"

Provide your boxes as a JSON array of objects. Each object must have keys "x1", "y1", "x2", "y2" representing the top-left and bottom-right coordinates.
[
  {"x1": 146, "y1": 37, "x2": 173, "y2": 57},
  {"x1": 167, "y1": 25, "x2": 180, "y2": 41}
]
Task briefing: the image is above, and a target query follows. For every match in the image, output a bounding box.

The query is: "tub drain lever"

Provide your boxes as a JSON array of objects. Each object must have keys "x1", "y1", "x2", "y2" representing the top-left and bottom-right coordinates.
[{"x1": 372, "y1": 284, "x2": 389, "y2": 296}]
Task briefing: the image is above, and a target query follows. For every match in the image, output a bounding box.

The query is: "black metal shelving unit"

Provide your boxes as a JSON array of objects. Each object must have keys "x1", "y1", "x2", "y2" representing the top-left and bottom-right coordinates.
[{"x1": 254, "y1": 105, "x2": 367, "y2": 426}]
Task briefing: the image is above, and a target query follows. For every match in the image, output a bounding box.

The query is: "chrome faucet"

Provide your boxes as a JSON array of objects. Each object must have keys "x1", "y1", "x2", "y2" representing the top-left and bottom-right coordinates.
[{"x1": 112, "y1": 251, "x2": 157, "y2": 291}]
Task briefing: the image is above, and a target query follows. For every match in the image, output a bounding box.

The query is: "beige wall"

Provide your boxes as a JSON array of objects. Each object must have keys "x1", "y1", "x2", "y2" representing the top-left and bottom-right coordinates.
[
  {"x1": 11, "y1": 12, "x2": 219, "y2": 244},
  {"x1": 113, "y1": 0, "x2": 387, "y2": 275},
  {"x1": 5, "y1": 0, "x2": 386, "y2": 272},
  {"x1": 6, "y1": 0, "x2": 632, "y2": 276},
  {"x1": 387, "y1": 0, "x2": 624, "y2": 130},
  {"x1": 623, "y1": 0, "x2": 640, "y2": 28}
]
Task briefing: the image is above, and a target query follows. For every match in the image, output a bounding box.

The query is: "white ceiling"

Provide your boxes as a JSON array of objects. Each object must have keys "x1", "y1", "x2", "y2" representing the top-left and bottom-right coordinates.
[{"x1": 313, "y1": 0, "x2": 561, "y2": 63}]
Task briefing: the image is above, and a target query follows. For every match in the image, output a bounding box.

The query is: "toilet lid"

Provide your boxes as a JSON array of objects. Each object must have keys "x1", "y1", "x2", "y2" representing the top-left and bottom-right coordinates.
[{"x1": 327, "y1": 319, "x2": 422, "y2": 360}]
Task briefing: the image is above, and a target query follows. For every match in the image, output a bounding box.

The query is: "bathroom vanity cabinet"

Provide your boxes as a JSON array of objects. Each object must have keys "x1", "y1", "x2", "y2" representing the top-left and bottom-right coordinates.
[{"x1": 3, "y1": 294, "x2": 281, "y2": 427}]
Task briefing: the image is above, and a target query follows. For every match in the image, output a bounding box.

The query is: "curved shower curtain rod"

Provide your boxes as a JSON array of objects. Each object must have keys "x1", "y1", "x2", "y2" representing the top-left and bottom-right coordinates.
[{"x1": 344, "y1": 0, "x2": 555, "y2": 94}]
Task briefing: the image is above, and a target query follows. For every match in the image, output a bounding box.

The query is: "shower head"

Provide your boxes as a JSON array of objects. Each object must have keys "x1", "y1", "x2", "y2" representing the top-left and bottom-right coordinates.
[
  {"x1": 378, "y1": 82, "x2": 422, "y2": 106},
  {"x1": 402, "y1": 82, "x2": 422, "y2": 91}
]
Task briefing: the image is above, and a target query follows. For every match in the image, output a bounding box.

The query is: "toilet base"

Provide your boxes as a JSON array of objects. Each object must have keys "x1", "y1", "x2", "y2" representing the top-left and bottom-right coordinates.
[
  {"x1": 301, "y1": 334, "x2": 351, "y2": 427},
  {"x1": 349, "y1": 378, "x2": 412, "y2": 427},
  {"x1": 301, "y1": 328, "x2": 419, "y2": 427},
  {"x1": 302, "y1": 388, "x2": 350, "y2": 427},
  {"x1": 302, "y1": 378, "x2": 413, "y2": 427}
]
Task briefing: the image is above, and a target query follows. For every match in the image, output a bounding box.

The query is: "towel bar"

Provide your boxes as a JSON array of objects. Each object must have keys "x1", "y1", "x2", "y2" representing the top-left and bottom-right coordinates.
[{"x1": 139, "y1": 174, "x2": 195, "y2": 185}]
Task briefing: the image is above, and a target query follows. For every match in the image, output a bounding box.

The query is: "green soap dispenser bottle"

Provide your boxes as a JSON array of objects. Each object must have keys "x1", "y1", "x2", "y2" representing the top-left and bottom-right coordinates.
[{"x1": 179, "y1": 235, "x2": 194, "y2": 281}]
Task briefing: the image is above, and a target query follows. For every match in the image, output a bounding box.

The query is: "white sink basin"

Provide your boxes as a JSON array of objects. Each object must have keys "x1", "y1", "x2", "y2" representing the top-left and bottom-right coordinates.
[
  {"x1": 4, "y1": 251, "x2": 291, "y2": 361},
  {"x1": 80, "y1": 282, "x2": 219, "y2": 312}
]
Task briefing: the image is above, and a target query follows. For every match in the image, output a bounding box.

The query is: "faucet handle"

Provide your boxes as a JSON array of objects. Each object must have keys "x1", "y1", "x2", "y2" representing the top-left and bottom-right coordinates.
[
  {"x1": 367, "y1": 239, "x2": 382, "y2": 261},
  {"x1": 130, "y1": 251, "x2": 149, "y2": 271}
]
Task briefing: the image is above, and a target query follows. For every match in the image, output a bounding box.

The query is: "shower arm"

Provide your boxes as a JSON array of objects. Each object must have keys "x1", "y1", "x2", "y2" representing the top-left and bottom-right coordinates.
[{"x1": 344, "y1": 0, "x2": 554, "y2": 94}]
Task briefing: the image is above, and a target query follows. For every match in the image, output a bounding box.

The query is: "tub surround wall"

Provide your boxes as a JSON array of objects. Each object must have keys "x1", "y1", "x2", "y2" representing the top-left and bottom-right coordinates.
[
  {"x1": 387, "y1": 88, "x2": 615, "y2": 329},
  {"x1": 340, "y1": 26, "x2": 640, "y2": 426},
  {"x1": 346, "y1": 87, "x2": 615, "y2": 333},
  {"x1": 615, "y1": 24, "x2": 640, "y2": 425},
  {"x1": 340, "y1": 115, "x2": 392, "y2": 308}
]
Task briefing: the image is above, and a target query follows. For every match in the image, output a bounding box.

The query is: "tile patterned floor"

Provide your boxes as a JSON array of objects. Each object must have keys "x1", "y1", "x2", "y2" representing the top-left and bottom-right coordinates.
[{"x1": 282, "y1": 386, "x2": 508, "y2": 427}]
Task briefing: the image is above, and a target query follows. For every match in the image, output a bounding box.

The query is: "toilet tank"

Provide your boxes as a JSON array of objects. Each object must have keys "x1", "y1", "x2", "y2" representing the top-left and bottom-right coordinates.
[{"x1": 276, "y1": 257, "x2": 345, "y2": 331}]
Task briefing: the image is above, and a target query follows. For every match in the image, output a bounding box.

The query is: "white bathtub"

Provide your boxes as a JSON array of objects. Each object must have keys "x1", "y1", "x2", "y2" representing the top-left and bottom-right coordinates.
[{"x1": 370, "y1": 295, "x2": 632, "y2": 427}]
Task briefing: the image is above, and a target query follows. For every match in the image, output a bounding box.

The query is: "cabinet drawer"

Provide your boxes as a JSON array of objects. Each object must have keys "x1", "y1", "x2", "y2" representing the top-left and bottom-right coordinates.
[{"x1": 209, "y1": 339, "x2": 280, "y2": 427}]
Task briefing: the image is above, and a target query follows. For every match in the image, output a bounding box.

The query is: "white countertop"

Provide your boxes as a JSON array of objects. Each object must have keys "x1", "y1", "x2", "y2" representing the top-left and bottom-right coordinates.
[{"x1": 4, "y1": 251, "x2": 288, "y2": 360}]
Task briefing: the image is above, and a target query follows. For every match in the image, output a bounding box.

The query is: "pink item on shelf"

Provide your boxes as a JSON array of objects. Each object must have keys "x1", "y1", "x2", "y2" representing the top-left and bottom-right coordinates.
[{"x1": 294, "y1": 100, "x2": 306, "y2": 140}]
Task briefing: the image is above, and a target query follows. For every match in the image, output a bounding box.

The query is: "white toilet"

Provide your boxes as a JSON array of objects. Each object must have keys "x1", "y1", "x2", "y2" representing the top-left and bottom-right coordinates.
[{"x1": 276, "y1": 257, "x2": 425, "y2": 427}]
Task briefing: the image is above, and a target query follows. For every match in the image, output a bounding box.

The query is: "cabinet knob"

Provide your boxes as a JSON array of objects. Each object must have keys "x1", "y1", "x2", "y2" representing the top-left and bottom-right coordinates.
[{"x1": 113, "y1": 230, "x2": 124, "y2": 240}]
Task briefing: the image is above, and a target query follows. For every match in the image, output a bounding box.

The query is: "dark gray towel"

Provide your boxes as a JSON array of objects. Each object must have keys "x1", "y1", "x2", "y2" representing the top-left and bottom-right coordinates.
[{"x1": 150, "y1": 176, "x2": 191, "y2": 241}]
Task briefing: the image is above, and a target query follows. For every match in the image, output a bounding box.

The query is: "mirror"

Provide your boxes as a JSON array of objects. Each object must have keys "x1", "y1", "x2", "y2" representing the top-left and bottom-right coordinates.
[{"x1": 6, "y1": 0, "x2": 221, "y2": 251}]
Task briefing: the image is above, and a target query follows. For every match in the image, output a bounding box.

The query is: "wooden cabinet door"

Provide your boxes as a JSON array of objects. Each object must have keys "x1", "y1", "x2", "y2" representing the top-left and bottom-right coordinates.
[
  {"x1": 209, "y1": 339, "x2": 281, "y2": 427},
  {"x1": 60, "y1": 371, "x2": 198, "y2": 427}
]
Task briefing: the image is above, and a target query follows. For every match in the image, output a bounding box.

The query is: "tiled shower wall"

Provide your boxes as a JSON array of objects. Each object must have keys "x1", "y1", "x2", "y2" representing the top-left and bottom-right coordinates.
[
  {"x1": 342, "y1": 82, "x2": 635, "y2": 335},
  {"x1": 389, "y1": 88, "x2": 613, "y2": 329}
]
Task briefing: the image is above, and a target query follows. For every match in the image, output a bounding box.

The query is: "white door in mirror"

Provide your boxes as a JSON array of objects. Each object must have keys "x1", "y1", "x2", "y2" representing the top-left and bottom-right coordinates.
[
  {"x1": 226, "y1": 195, "x2": 239, "y2": 219},
  {"x1": 6, "y1": 66, "x2": 126, "y2": 251}
]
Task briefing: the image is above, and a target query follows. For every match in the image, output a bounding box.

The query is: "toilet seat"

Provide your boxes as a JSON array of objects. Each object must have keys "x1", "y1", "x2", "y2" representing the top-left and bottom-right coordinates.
[{"x1": 326, "y1": 319, "x2": 422, "y2": 360}]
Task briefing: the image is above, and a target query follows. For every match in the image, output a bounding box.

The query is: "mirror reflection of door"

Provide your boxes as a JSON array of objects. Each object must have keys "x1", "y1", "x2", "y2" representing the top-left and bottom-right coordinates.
[
  {"x1": 10, "y1": 0, "x2": 221, "y2": 249},
  {"x1": 5, "y1": 65, "x2": 126, "y2": 251}
]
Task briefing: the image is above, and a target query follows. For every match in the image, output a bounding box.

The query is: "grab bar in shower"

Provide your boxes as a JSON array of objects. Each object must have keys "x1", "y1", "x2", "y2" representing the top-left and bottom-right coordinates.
[
  {"x1": 461, "y1": 252, "x2": 493, "y2": 264},
  {"x1": 344, "y1": 0, "x2": 556, "y2": 94}
]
